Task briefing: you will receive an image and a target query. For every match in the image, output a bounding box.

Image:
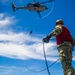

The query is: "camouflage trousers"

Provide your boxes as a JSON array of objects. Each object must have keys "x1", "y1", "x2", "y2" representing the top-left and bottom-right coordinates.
[{"x1": 57, "y1": 42, "x2": 75, "y2": 75}]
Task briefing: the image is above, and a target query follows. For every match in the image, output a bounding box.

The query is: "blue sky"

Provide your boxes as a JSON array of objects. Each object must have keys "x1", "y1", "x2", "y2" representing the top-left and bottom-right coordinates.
[{"x1": 0, "y1": 0, "x2": 75, "y2": 75}]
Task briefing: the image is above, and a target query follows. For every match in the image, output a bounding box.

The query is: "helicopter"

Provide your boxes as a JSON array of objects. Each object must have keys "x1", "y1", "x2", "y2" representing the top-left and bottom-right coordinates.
[{"x1": 11, "y1": 0, "x2": 55, "y2": 18}]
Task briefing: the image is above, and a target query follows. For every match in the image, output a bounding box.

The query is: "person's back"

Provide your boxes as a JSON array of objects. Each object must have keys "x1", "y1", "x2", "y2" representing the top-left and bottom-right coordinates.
[{"x1": 56, "y1": 25, "x2": 72, "y2": 45}]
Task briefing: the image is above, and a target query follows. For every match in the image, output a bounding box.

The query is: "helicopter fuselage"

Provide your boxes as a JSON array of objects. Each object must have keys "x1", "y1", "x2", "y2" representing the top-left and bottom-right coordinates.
[
  {"x1": 11, "y1": 0, "x2": 53, "y2": 17},
  {"x1": 16, "y1": 4, "x2": 48, "y2": 12},
  {"x1": 26, "y1": 5, "x2": 48, "y2": 12}
]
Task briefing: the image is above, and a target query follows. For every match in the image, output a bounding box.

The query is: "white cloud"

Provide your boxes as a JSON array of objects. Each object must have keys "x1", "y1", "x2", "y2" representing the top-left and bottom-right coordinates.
[
  {"x1": 0, "y1": 31, "x2": 75, "y2": 61},
  {"x1": 0, "y1": 31, "x2": 59, "y2": 61},
  {"x1": 0, "y1": 13, "x2": 17, "y2": 28},
  {"x1": 0, "y1": 13, "x2": 75, "y2": 62},
  {"x1": 0, "y1": 66, "x2": 27, "y2": 75},
  {"x1": 0, "y1": 65, "x2": 63, "y2": 75}
]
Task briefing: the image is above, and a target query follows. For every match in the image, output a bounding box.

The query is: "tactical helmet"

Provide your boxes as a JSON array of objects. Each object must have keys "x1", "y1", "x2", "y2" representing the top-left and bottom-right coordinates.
[{"x1": 56, "y1": 19, "x2": 64, "y2": 25}]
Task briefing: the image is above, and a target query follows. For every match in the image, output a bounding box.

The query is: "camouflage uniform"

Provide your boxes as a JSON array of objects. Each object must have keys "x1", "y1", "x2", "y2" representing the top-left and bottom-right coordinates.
[{"x1": 49, "y1": 25, "x2": 75, "y2": 75}]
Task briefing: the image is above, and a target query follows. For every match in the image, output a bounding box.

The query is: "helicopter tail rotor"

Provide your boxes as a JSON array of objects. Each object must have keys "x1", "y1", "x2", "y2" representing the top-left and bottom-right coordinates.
[{"x1": 11, "y1": 2, "x2": 16, "y2": 12}]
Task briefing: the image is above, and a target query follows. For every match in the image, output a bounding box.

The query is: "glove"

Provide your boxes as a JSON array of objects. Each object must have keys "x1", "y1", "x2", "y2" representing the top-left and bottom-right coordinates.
[{"x1": 42, "y1": 36, "x2": 50, "y2": 43}]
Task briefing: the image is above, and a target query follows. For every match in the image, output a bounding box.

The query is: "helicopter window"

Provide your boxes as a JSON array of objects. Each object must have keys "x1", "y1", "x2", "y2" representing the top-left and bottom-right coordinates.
[{"x1": 33, "y1": 3, "x2": 40, "y2": 7}]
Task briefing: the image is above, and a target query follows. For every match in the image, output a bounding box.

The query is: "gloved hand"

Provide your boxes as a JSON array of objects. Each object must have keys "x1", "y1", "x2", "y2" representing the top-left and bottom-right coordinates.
[{"x1": 42, "y1": 36, "x2": 50, "y2": 43}]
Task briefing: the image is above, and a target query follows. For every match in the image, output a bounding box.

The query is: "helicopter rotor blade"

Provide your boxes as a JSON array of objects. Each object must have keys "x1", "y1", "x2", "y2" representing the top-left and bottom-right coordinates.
[
  {"x1": 37, "y1": 11, "x2": 41, "y2": 18},
  {"x1": 40, "y1": 0, "x2": 55, "y2": 4}
]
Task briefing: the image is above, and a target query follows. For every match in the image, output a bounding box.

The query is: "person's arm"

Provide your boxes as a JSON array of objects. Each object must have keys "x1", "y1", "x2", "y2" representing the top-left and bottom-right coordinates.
[
  {"x1": 48, "y1": 25, "x2": 62, "y2": 38},
  {"x1": 43, "y1": 25, "x2": 62, "y2": 43}
]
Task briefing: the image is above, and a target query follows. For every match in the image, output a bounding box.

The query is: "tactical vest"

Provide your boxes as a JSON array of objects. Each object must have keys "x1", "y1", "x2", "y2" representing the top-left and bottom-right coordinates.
[{"x1": 56, "y1": 25, "x2": 72, "y2": 45}]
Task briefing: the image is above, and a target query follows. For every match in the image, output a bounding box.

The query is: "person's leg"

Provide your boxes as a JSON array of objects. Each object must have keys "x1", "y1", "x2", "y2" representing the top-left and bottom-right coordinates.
[{"x1": 58, "y1": 46, "x2": 75, "y2": 75}]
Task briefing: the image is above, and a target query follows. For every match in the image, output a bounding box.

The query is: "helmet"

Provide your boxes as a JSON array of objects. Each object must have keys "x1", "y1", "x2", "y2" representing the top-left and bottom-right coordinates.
[{"x1": 56, "y1": 19, "x2": 64, "y2": 25}]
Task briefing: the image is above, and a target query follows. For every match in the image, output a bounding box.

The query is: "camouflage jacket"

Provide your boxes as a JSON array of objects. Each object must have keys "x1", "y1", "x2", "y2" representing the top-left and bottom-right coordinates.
[{"x1": 48, "y1": 25, "x2": 75, "y2": 47}]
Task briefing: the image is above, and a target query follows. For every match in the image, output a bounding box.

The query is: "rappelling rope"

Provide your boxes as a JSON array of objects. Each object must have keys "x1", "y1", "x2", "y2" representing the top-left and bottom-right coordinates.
[
  {"x1": 26, "y1": 41, "x2": 59, "y2": 74},
  {"x1": 43, "y1": 41, "x2": 51, "y2": 75},
  {"x1": 26, "y1": 57, "x2": 59, "y2": 73}
]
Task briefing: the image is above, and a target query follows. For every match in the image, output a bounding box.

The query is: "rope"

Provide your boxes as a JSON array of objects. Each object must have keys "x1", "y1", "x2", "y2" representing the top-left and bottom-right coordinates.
[
  {"x1": 26, "y1": 58, "x2": 59, "y2": 73},
  {"x1": 26, "y1": 42, "x2": 59, "y2": 74},
  {"x1": 43, "y1": 42, "x2": 51, "y2": 75}
]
